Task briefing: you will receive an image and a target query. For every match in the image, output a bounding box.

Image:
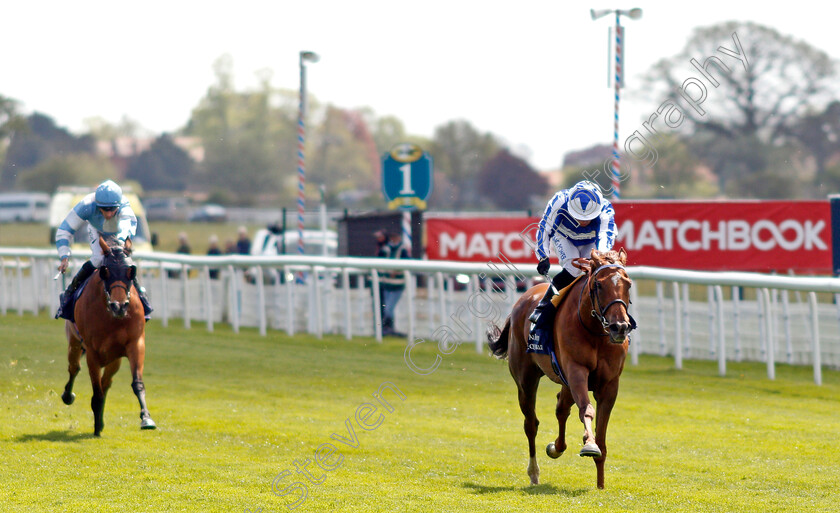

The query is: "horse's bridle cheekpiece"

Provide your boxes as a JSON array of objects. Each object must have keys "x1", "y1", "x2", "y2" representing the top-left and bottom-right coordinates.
[
  {"x1": 102, "y1": 250, "x2": 133, "y2": 305},
  {"x1": 578, "y1": 263, "x2": 637, "y2": 339}
]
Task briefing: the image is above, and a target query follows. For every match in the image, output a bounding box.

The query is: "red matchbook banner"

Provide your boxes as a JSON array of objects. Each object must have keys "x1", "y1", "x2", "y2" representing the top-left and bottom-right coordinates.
[{"x1": 424, "y1": 200, "x2": 832, "y2": 273}]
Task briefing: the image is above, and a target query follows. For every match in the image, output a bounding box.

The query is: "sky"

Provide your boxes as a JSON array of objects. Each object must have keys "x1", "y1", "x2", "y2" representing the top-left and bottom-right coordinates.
[{"x1": 3, "y1": 1, "x2": 840, "y2": 172}]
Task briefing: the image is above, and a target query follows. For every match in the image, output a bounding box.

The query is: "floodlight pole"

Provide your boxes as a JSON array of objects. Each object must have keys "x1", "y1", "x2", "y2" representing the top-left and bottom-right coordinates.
[
  {"x1": 297, "y1": 51, "x2": 319, "y2": 256},
  {"x1": 591, "y1": 8, "x2": 642, "y2": 199}
]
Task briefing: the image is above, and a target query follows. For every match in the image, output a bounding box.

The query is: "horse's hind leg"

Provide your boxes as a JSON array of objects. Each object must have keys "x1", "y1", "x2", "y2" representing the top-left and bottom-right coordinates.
[
  {"x1": 62, "y1": 323, "x2": 83, "y2": 405},
  {"x1": 127, "y1": 337, "x2": 156, "y2": 430},
  {"x1": 547, "y1": 385, "x2": 574, "y2": 459},
  {"x1": 516, "y1": 367, "x2": 541, "y2": 485}
]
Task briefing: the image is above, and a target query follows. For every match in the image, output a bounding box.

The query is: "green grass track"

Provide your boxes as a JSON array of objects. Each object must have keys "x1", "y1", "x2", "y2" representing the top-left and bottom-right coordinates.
[{"x1": 1, "y1": 314, "x2": 838, "y2": 512}]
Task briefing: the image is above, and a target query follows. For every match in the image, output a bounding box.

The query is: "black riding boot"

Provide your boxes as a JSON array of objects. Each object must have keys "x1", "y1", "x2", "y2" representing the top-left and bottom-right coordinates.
[
  {"x1": 133, "y1": 278, "x2": 154, "y2": 319},
  {"x1": 529, "y1": 269, "x2": 575, "y2": 324},
  {"x1": 55, "y1": 261, "x2": 95, "y2": 320}
]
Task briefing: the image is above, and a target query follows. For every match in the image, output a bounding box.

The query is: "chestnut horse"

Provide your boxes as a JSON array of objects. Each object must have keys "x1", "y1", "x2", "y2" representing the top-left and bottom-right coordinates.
[
  {"x1": 487, "y1": 249, "x2": 634, "y2": 489},
  {"x1": 61, "y1": 236, "x2": 156, "y2": 436}
]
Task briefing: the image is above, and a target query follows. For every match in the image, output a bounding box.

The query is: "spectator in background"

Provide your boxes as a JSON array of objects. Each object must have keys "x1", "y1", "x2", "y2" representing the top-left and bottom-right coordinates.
[
  {"x1": 224, "y1": 238, "x2": 236, "y2": 255},
  {"x1": 236, "y1": 226, "x2": 251, "y2": 255},
  {"x1": 378, "y1": 232, "x2": 409, "y2": 337},
  {"x1": 207, "y1": 234, "x2": 222, "y2": 279},
  {"x1": 168, "y1": 232, "x2": 191, "y2": 279},
  {"x1": 373, "y1": 229, "x2": 387, "y2": 255},
  {"x1": 371, "y1": 229, "x2": 388, "y2": 326},
  {"x1": 176, "y1": 232, "x2": 191, "y2": 255}
]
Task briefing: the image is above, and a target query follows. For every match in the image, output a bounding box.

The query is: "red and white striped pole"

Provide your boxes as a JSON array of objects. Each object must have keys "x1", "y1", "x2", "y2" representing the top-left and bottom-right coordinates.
[
  {"x1": 612, "y1": 12, "x2": 622, "y2": 199},
  {"x1": 297, "y1": 51, "x2": 319, "y2": 257},
  {"x1": 591, "y1": 8, "x2": 641, "y2": 199}
]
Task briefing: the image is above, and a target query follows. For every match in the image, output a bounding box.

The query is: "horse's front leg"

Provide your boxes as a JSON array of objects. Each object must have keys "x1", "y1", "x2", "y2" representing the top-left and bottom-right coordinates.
[
  {"x1": 62, "y1": 323, "x2": 83, "y2": 405},
  {"x1": 127, "y1": 337, "x2": 156, "y2": 430},
  {"x1": 100, "y1": 359, "x2": 122, "y2": 399},
  {"x1": 85, "y1": 353, "x2": 105, "y2": 437},
  {"x1": 546, "y1": 385, "x2": 574, "y2": 459},
  {"x1": 592, "y1": 377, "x2": 620, "y2": 489},
  {"x1": 565, "y1": 364, "x2": 600, "y2": 457}
]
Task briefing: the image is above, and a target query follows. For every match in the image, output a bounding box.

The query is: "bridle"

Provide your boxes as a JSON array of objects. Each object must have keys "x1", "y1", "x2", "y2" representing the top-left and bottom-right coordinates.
[
  {"x1": 577, "y1": 263, "x2": 636, "y2": 338},
  {"x1": 104, "y1": 281, "x2": 132, "y2": 304},
  {"x1": 101, "y1": 250, "x2": 133, "y2": 305}
]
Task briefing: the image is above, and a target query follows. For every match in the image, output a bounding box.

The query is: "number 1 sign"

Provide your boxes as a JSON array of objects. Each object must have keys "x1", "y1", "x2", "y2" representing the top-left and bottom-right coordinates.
[{"x1": 381, "y1": 143, "x2": 433, "y2": 210}]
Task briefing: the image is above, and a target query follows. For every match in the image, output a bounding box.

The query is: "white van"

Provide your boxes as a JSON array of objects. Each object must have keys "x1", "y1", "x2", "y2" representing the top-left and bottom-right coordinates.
[
  {"x1": 0, "y1": 192, "x2": 50, "y2": 222},
  {"x1": 251, "y1": 228, "x2": 337, "y2": 257},
  {"x1": 247, "y1": 228, "x2": 337, "y2": 284},
  {"x1": 49, "y1": 186, "x2": 154, "y2": 251}
]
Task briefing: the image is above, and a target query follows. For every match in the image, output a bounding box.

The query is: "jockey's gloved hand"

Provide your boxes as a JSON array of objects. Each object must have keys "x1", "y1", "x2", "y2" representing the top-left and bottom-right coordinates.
[{"x1": 536, "y1": 258, "x2": 550, "y2": 275}]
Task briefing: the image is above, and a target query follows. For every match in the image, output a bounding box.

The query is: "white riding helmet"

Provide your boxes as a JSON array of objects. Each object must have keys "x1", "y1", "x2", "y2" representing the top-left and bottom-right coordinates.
[{"x1": 567, "y1": 181, "x2": 603, "y2": 221}]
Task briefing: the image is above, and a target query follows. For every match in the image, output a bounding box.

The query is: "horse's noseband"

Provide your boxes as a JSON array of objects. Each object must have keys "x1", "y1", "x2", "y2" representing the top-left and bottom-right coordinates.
[
  {"x1": 578, "y1": 263, "x2": 637, "y2": 338},
  {"x1": 104, "y1": 282, "x2": 131, "y2": 304}
]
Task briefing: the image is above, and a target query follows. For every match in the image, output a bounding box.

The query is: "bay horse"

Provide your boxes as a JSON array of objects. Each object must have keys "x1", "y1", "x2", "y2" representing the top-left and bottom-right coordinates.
[
  {"x1": 61, "y1": 236, "x2": 156, "y2": 436},
  {"x1": 487, "y1": 248, "x2": 634, "y2": 489}
]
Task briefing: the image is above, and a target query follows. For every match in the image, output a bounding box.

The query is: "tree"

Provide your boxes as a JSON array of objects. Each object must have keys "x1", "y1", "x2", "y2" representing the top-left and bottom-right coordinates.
[
  {"x1": 186, "y1": 55, "x2": 298, "y2": 204},
  {"x1": 644, "y1": 134, "x2": 717, "y2": 198},
  {"x1": 1, "y1": 113, "x2": 95, "y2": 190},
  {"x1": 0, "y1": 94, "x2": 25, "y2": 142},
  {"x1": 429, "y1": 120, "x2": 501, "y2": 210},
  {"x1": 644, "y1": 22, "x2": 836, "y2": 196},
  {"x1": 790, "y1": 101, "x2": 840, "y2": 194},
  {"x1": 83, "y1": 115, "x2": 144, "y2": 140},
  {"x1": 126, "y1": 134, "x2": 195, "y2": 191},
  {"x1": 0, "y1": 95, "x2": 25, "y2": 187},
  {"x1": 18, "y1": 153, "x2": 117, "y2": 193},
  {"x1": 645, "y1": 22, "x2": 835, "y2": 143},
  {"x1": 726, "y1": 143, "x2": 804, "y2": 198},
  {"x1": 309, "y1": 106, "x2": 381, "y2": 203},
  {"x1": 477, "y1": 149, "x2": 547, "y2": 210}
]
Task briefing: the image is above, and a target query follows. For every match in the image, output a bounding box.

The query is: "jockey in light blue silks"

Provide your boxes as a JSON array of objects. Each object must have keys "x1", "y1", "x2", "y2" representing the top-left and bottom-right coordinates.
[
  {"x1": 55, "y1": 180, "x2": 152, "y2": 320},
  {"x1": 528, "y1": 181, "x2": 616, "y2": 340}
]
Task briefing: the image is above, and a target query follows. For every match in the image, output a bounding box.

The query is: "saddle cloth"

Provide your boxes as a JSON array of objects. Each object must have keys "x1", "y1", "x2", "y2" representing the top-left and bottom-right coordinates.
[{"x1": 60, "y1": 276, "x2": 93, "y2": 323}]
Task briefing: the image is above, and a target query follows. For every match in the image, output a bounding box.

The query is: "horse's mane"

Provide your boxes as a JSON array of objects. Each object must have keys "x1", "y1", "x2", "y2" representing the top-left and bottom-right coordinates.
[{"x1": 104, "y1": 242, "x2": 134, "y2": 265}]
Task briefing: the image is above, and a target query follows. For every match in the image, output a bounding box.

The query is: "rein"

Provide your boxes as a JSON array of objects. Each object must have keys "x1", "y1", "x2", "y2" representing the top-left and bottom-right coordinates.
[{"x1": 576, "y1": 263, "x2": 635, "y2": 338}]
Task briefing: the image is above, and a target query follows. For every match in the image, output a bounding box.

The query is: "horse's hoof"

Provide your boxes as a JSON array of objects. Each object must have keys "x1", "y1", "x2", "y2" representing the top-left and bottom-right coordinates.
[
  {"x1": 61, "y1": 391, "x2": 75, "y2": 405},
  {"x1": 579, "y1": 443, "x2": 601, "y2": 458},
  {"x1": 140, "y1": 418, "x2": 157, "y2": 430},
  {"x1": 546, "y1": 442, "x2": 564, "y2": 459}
]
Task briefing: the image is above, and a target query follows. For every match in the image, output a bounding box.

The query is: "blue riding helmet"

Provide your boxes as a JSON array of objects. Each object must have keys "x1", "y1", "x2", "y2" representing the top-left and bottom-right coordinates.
[
  {"x1": 567, "y1": 181, "x2": 603, "y2": 221},
  {"x1": 95, "y1": 180, "x2": 123, "y2": 208}
]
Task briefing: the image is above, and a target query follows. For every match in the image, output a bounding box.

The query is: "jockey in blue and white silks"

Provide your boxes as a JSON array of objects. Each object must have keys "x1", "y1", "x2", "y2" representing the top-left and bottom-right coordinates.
[
  {"x1": 56, "y1": 180, "x2": 137, "y2": 268},
  {"x1": 529, "y1": 180, "x2": 616, "y2": 329},
  {"x1": 55, "y1": 180, "x2": 151, "y2": 321}
]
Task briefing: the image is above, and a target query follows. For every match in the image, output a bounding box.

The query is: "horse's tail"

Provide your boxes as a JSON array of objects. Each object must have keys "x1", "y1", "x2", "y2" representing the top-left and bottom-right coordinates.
[{"x1": 487, "y1": 316, "x2": 511, "y2": 359}]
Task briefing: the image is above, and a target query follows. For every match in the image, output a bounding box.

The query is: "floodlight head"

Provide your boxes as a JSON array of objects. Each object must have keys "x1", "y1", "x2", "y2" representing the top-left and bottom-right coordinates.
[
  {"x1": 590, "y1": 8, "x2": 614, "y2": 20},
  {"x1": 300, "y1": 51, "x2": 320, "y2": 64},
  {"x1": 626, "y1": 8, "x2": 643, "y2": 19}
]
